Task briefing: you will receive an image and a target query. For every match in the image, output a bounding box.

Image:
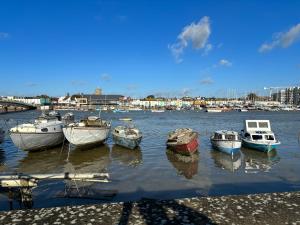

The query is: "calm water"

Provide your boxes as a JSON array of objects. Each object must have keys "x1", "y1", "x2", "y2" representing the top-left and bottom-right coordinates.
[{"x1": 0, "y1": 110, "x2": 300, "y2": 210}]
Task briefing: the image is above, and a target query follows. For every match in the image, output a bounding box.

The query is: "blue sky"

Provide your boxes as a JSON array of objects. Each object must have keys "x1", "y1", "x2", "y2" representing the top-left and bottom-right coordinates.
[{"x1": 0, "y1": 0, "x2": 300, "y2": 98}]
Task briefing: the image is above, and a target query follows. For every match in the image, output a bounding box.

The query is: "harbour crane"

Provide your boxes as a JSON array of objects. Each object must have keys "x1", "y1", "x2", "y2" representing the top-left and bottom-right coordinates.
[{"x1": 264, "y1": 86, "x2": 290, "y2": 98}]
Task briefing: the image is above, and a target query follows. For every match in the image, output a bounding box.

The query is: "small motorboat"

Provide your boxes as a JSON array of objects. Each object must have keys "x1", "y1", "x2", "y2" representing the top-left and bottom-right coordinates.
[
  {"x1": 112, "y1": 126, "x2": 142, "y2": 149},
  {"x1": 210, "y1": 130, "x2": 241, "y2": 155},
  {"x1": 119, "y1": 118, "x2": 132, "y2": 122},
  {"x1": 113, "y1": 109, "x2": 129, "y2": 113},
  {"x1": 63, "y1": 116, "x2": 110, "y2": 147},
  {"x1": 241, "y1": 120, "x2": 280, "y2": 152},
  {"x1": 0, "y1": 128, "x2": 5, "y2": 143},
  {"x1": 10, "y1": 111, "x2": 64, "y2": 151},
  {"x1": 205, "y1": 108, "x2": 223, "y2": 113},
  {"x1": 62, "y1": 112, "x2": 75, "y2": 125},
  {"x1": 151, "y1": 109, "x2": 165, "y2": 113},
  {"x1": 166, "y1": 128, "x2": 199, "y2": 155}
]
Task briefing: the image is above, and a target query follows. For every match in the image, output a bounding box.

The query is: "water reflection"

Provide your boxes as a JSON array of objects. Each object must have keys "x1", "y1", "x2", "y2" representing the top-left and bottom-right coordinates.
[
  {"x1": 17, "y1": 147, "x2": 67, "y2": 173},
  {"x1": 242, "y1": 148, "x2": 280, "y2": 173},
  {"x1": 210, "y1": 150, "x2": 242, "y2": 172},
  {"x1": 166, "y1": 149, "x2": 199, "y2": 179},
  {"x1": 67, "y1": 144, "x2": 111, "y2": 172},
  {"x1": 111, "y1": 145, "x2": 143, "y2": 167},
  {"x1": 0, "y1": 147, "x2": 5, "y2": 168}
]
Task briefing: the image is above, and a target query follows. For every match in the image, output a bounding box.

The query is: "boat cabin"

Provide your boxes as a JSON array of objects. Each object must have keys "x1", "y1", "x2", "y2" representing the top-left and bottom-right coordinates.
[
  {"x1": 243, "y1": 120, "x2": 276, "y2": 142},
  {"x1": 213, "y1": 130, "x2": 239, "y2": 141}
]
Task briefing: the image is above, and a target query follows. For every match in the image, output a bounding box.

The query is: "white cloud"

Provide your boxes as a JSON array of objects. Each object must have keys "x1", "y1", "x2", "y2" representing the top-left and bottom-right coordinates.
[
  {"x1": 0, "y1": 32, "x2": 9, "y2": 39},
  {"x1": 219, "y1": 59, "x2": 232, "y2": 67},
  {"x1": 100, "y1": 73, "x2": 111, "y2": 81},
  {"x1": 259, "y1": 23, "x2": 300, "y2": 53},
  {"x1": 200, "y1": 77, "x2": 214, "y2": 85},
  {"x1": 168, "y1": 16, "x2": 211, "y2": 63}
]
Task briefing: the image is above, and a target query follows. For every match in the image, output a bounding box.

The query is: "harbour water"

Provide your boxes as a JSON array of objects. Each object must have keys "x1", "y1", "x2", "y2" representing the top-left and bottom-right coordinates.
[{"x1": 0, "y1": 110, "x2": 300, "y2": 210}]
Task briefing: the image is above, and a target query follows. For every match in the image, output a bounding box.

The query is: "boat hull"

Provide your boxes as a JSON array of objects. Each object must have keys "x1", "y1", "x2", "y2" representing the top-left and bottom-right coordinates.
[
  {"x1": 167, "y1": 137, "x2": 198, "y2": 155},
  {"x1": 112, "y1": 134, "x2": 142, "y2": 150},
  {"x1": 63, "y1": 127, "x2": 110, "y2": 147},
  {"x1": 211, "y1": 139, "x2": 241, "y2": 155},
  {"x1": 10, "y1": 132, "x2": 64, "y2": 151},
  {"x1": 242, "y1": 139, "x2": 280, "y2": 152}
]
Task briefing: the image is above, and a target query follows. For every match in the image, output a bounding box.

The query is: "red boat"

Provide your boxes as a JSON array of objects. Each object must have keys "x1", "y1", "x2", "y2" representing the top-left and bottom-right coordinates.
[{"x1": 166, "y1": 128, "x2": 199, "y2": 155}]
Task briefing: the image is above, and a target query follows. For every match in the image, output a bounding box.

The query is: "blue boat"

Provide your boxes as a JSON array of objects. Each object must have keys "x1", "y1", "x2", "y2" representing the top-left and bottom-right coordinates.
[
  {"x1": 112, "y1": 126, "x2": 142, "y2": 149},
  {"x1": 241, "y1": 120, "x2": 280, "y2": 152},
  {"x1": 210, "y1": 130, "x2": 241, "y2": 155},
  {"x1": 113, "y1": 109, "x2": 129, "y2": 113}
]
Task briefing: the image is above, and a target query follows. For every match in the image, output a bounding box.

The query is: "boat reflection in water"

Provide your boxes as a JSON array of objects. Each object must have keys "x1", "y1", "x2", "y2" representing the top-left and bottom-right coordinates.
[
  {"x1": 67, "y1": 143, "x2": 111, "y2": 172},
  {"x1": 16, "y1": 147, "x2": 67, "y2": 173},
  {"x1": 242, "y1": 147, "x2": 280, "y2": 173},
  {"x1": 0, "y1": 147, "x2": 5, "y2": 169},
  {"x1": 110, "y1": 145, "x2": 143, "y2": 167},
  {"x1": 166, "y1": 149, "x2": 199, "y2": 179},
  {"x1": 210, "y1": 150, "x2": 242, "y2": 172}
]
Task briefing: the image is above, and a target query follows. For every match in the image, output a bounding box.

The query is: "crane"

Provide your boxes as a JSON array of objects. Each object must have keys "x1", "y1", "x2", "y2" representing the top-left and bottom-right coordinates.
[{"x1": 264, "y1": 86, "x2": 291, "y2": 98}]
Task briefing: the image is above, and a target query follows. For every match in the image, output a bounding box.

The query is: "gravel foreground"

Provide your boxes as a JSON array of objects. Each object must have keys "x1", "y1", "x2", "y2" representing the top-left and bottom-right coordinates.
[{"x1": 0, "y1": 191, "x2": 299, "y2": 225}]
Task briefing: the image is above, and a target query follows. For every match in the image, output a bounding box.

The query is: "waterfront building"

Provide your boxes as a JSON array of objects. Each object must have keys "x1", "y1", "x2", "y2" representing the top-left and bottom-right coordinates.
[
  {"x1": 5, "y1": 96, "x2": 50, "y2": 106},
  {"x1": 272, "y1": 87, "x2": 300, "y2": 105}
]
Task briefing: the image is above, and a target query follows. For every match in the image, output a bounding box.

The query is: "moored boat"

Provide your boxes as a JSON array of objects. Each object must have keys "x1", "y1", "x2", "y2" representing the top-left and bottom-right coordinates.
[
  {"x1": 166, "y1": 128, "x2": 199, "y2": 155},
  {"x1": 63, "y1": 116, "x2": 110, "y2": 147},
  {"x1": 113, "y1": 109, "x2": 129, "y2": 113},
  {"x1": 9, "y1": 111, "x2": 64, "y2": 151},
  {"x1": 205, "y1": 108, "x2": 223, "y2": 113},
  {"x1": 112, "y1": 126, "x2": 142, "y2": 149},
  {"x1": 151, "y1": 109, "x2": 165, "y2": 113},
  {"x1": 210, "y1": 130, "x2": 241, "y2": 155},
  {"x1": 241, "y1": 120, "x2": 280, "y2": 152}
]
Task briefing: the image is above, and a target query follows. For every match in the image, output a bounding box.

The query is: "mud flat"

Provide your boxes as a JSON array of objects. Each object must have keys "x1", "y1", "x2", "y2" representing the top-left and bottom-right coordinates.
[{"x1": 0, "y1": 191, "x2": 299, "y2": 224}]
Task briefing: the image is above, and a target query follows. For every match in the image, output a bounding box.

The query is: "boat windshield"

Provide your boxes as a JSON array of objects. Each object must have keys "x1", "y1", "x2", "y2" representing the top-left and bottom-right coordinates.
[
  {"x1": 214, "y1": 133, "x2": 222, "y2": 139},
  {"x1": 225, "y1": 134, "x2": 236, "y2": 140},
  {"x1": 265, "y1": 135, "x2": 274, "y2": 140},
  {"x1": 252, "y1": 135, "x2": 263, "y2": 140}
]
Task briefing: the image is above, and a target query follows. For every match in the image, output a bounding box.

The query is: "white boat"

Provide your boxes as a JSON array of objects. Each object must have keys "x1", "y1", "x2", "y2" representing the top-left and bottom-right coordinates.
[
  {"x1": 112, "y1": 126, "x2": 142, "y2": 149},
  {"x1": 238, "y1": 108, "x2": 248, "y2": 112},
  {"x1": 0, "y1": 128, "x2": 4, "y2": 143},
  {"x1": 205, "y1": 108, "x2": 222, "y2": 113},
  {"x1": 241, "y1": 120, "x2": 280, "y2": 152},
  {"x1": 210, "y1": 130, "x2": 241, "y2": 155},
  {"x1": 151, "y1": 109, "x2": 165, "y2": 113},
  {"x1": 128, "y1": 108, "x2": 143, "y2": 111},
  {"x1": 10, "y1": 111, "x2": 64, "y2": 151},
  {"x1": 63, "y1": 116, "x2": 110, "y2": 147}
]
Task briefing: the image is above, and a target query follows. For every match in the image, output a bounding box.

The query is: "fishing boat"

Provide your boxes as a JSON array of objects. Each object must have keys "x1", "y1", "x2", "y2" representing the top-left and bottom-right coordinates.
[
  {"x1": 0, "y1": 128, "x2": 4, "y2": 143},
  {"x1": 210, "y1": 130, "x2": 241, "y2": 155},
  {"x1": 10, "y1": 111, "x2": 64, "y2": 151},
  {"x1": 166, "y1": 128, "x2": 199, "y2": 155},
  {"x1": 112, "y1": 125, "x2": 142, "y2": 149},
  {"x1": 63, "y1": 116, "x2": 110, "y2": 147},
  {"x1": 241, "y1": 120, "x2": 280, "y2": 152}
]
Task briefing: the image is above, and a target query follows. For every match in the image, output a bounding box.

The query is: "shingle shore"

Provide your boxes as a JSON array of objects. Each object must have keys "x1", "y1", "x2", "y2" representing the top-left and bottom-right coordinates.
[{"x1": 0, "y1": 191, "x2": 299, "y2": 225}]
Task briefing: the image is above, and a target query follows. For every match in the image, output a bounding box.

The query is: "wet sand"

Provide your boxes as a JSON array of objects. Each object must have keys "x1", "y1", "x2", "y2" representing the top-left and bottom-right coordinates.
[{"x1": 0, "y1": 191, "x2": 299, "y2": 225}]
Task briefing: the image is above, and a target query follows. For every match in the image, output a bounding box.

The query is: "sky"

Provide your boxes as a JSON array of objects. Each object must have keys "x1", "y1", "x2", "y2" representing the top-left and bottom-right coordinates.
[{"x1": 0, "y1": 0, "x2": 300, "y2": 98}]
